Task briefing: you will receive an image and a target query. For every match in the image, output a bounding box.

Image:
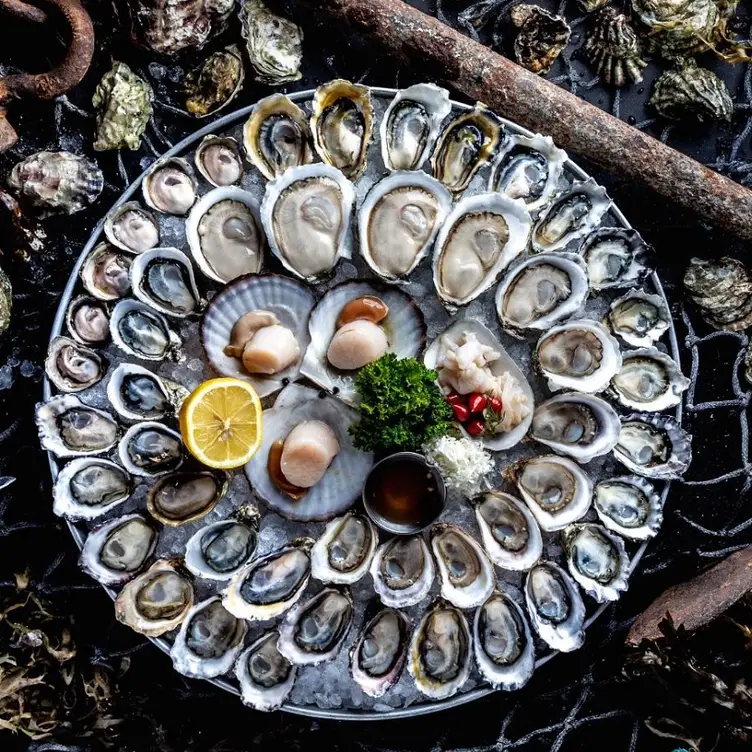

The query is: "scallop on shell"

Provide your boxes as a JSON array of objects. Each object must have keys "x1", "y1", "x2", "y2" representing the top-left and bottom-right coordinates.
[
  {"x1": 66, "y1": 296, "x2": 110, "y2": 347},
  {"x1": 235, "y1": 630, "x2": 296, "y2": 711},
  {"x1": 580, "y1": 227, "x2": 653, "y2": 290},
  {"x1": 45, "y1": 335, "x2": 106, "y2": 393},
  {"x1": 593, "y1": 475, "x2": 663, "y2": 540},
  {"x1": 104, "y1": 201, "x2": 160, "y2": 254},
  {"x1": 110, "y1": 299, "x2": 182, "y2": 362},
  {"x1": 142, "y1": 157, "x2": 197, "y2": 216},
  {"x1": 130, "y1": 248, "x2": 202, "y2": 318},
  {"x1": 53, "y1": 457, "x2": 132, "y2": 521},
  {"x1": 311, "y1": 511, "x2": 378, "y2": 585},
  {"x1": 607, "y1": 290, "x2": 670, "y2": 348},
  {"x1": 80, "y1": 243, "x2": 132, "y2": 301},
  {"x1": 107, "y1": 363, "x2": 188, "y2": 422},
  {"x1": 370, "y1": 534, "x2": 435, "y2": 608},
  {"x1": 194, "y1": 135, "x2": 244, "y2": 187}
]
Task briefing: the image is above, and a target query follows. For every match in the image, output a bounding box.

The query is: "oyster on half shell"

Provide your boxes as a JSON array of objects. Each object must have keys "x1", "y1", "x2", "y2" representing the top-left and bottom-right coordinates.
[
  {"x1": 130, "y1": 248, "x2": 201, "y2": 318},
  {"x1": 45, "y1": 336, "x2": 106, "y2": 393},
  {"x1": 235, "y1": 630, "x2": 296, "y2": 711},
  {"x1": 118, "y1": 421, "x2": 184, "y2": 477},
  {"x1": 110, "y1": 299, "x2": 182, "y2": 362},
  {"x1": 147, "y1": 470, "x2": 229, "y2": 526},
  {"x1": 66, "y1": 296, "x2": 110, "y2": 347},
  {"x1": 80, "y1": 243, "x2": 132, "y2": 302},
  {"x1": 104, "y1": 202, "x2": 160, "y2": 254},
  {"x1": 311, "y1": 512, "x2": 378, "y2": 585},
  {"x1": 607, "y1": 290, "x2": 670, "y2": 348},
  {"x1": 580, "y1": 227, "x2": 653, "y2": 290},
  {"x1": 370, "y1": 534, "x2": 435, "y2": 608},
  {"x1": 142, "y1": 157, "x2": 197, "y2": 216},
  {"x1": 593, "y1": 475, "x2": 663, "y2": 540},
  {"x1": 107, "y1": 363, "x2": 188, "y2": 422},
  {"x1": 53, "y1": 457, "x2": 132, "y2": 521},
  {"x1": 194, "y1": 136, "x2": 244, "y2": 187}
]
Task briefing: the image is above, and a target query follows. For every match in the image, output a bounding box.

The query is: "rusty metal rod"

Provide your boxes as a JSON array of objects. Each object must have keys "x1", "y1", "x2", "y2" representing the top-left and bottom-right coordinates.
[{"x1": 299, "y1": 0, "x2": 752, "y2": 242}]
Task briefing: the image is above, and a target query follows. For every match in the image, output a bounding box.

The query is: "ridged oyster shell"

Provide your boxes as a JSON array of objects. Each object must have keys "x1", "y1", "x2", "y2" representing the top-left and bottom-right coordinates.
[
  {"x1": 607, "y1": 290, "x2": 670, "y2": 347},
  {"x1": 370, "y1": 534, "x2": 435, "y2": 608},
  {"x1": 594, "y1": 475, "x2": 663, "y2": 540},
  {"x1": 45, "y1": 336, "x2": 106, "y2": 393},
  {"x1": 580, "y1": 227, "x2": 653, "y2": 290},
  {"x1": 104, "y1": 201, "x2": 160, "y2": 254},
  {"x1": 130, "y1": 248, "x2": 202, "y2": 318},
  {"x1": 80, "y1": 243, "x2": 132, "y2": 302},
  {"x1": 184, "y1": 47, "x2": 245, "y2": 118},
  {"x1": 110, "y1": 299, "x2": 182, "y2": 362},
  {"x1": 311, "y1": 512, "x2": 378, "y2": 585},
  {"x1": 235, "y1": 630, "x2": 296, "y2": 711},
  {"x1": 117, "y1": 421, "x2": 184, "y2": 477},
  {"x1": 66, "y1": 296, "x2": 110, "y2": 347},
  {"x1": 142, "y1": 157, "x2": 197, "y2": 216},
  {"x1": 584, "y1": 7, "x2": 646, "y2": 87},
  {"x1": 194, "y1": 135, "x2": 244, "y2": 187},
  {"x1": 53, "y1": 457, "x2": 132, "y2": 521},
  {"x1": 608, "y1": 347, "x2": 689, "y2": 411},
  {"x1": 107, "y1": 363, "x2": 188, "y2": 422},
  {"x1": 511, "y1": 4, "x2": 571, "y2": 75}
]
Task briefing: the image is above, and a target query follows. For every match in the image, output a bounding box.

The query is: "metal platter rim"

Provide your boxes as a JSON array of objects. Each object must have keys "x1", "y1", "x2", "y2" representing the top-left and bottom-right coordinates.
[{"x1": 43, "y1": 86, "x2": 680, "y2": 721}]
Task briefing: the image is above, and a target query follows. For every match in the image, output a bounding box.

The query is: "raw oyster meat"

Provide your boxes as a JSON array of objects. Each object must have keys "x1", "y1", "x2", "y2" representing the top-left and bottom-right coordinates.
[
  {"x1": 194, "y1": 136, "x2": 244, "y2": 187},
  {"x1": 147, "y1": 470, "x2": 228, "y2": 526},
  {"x1": 474, "y1": 491, "x2": 542, "y2": 571},
  {"x1": 525, "y1": 561, "x2": 585, "y2": 652},
  {"x1": 114, "y1": 558, "x2": 194, "y2": 637},
  {"x1": 580, "y1": 227, "x2": 653, "y2": 290},
  {"x1": 117, "y1": 421, "x2": 184, "y2": 477},
  {"x1": 184, "y1": 47, "x2": 244, "y2": 118},
  {"x1": 473, "y1": 590, "x2": 535, "y2": 691},
  {"x1": 130, "y1": 248, "x2": 201, "y2": 317},
  {"x1": 607, "y1": 290, "x2": 670, "y2": 347},
  {"x1": 507, "y1": 454, "x2": 593, "y2": 531},
  {"x1": 311, "y1": 512, "x2": 378, "y2": 585},
  {"x1": 608, "y1": 347, "x2": 689, "y2": 411},
  {"x1": 66, "y1": 296, "x2": 110, "y2": 347},
  {"x1": 511, "y1": 4, "x2": 571, "y2": 75},
  {"x1": 37, "y1": 395, "x2": 119, "y2": 458},
  {"x1": 311, "y1": 80, "x2": 373, "y2": 180},
  {"x1": 142, "y1": 158, "x2": 197, "y2": 216},
  {"x1": 594, "y1": 475, "x2": 663, "y2": 540},
  {"x1": 107, "y1": 363, "x2": 188, "y2": 422},
  {"x1": 277, "y1": 587, "x2": 354, "y2": 666},
  {"x1": 110, "y1": 299, "x2": 182, "y2": 361},
  {"x1": 358, "y1": 171, "x2": 452, "y2": 281},
  {"x1": 584, "y1": 8, "x2": 646, "y2": 87},
  {"x1": 235, "y1": 630, "x2": 296, "y2": 711},
  {"x1": 104, "y1": 202, "x2": 160, "y2": 254},
  {"x1": 53, "y1": 457, "x2": 132, "y2": 521},
  {"x1": 380, "y1": 83, "x2": 452, "y2": 172},
  {"x1": 45, "y1": 335, "x2": 105, "y2": 393},
  {"x1": 432, "y1": 193, "x2": 532, "y2": 307},
  {"x1": 684, "y1": 256, "x2": 752, "y2": 332},
  {"x1": 408, "y1": 599, "x2": 471, "y2": 700},
  {"x1": 170, "y1": 597, "x2": 247, "y2": 679},
  {"x1": 495, "y1": 252, "x2": 589, "y2": 332},
  {"x1": 80, "y1": 244, "x2": 132, "y2": 301},
  {"x1": 370, "y1": 534, "x2": 435, "y2": 608}
]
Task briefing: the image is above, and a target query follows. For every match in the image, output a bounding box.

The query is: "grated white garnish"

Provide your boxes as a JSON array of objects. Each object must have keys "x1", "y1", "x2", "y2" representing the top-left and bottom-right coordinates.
[{"x1": 422, "y1": 435, "x2": 494, "y2": 499}]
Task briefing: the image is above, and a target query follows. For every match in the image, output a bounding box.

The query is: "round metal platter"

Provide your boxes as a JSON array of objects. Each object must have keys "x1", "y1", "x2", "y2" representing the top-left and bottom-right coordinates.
[{"x1": 43, "y1": 87, "x2": 682, "y2": 720}]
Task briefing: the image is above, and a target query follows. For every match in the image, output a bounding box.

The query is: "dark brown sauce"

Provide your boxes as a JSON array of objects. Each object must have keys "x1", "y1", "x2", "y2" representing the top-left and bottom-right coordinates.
[{"x1": 267, "y1": 440, "x2": 307, "y2": 501}]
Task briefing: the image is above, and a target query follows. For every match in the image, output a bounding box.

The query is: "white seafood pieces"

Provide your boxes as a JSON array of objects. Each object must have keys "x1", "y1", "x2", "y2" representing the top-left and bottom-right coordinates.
[
  {"x1": 280, "y1": 421, "x2": 340, "y2": 488},
  {"x1": 226, "y1": 311, "x2": 299, "y2": 375}
]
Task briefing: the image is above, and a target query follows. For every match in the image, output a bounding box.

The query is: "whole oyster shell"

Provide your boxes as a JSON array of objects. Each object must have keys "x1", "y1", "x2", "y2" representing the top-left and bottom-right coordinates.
[
  {"x1": 684, "y1": 256, "x2": 752, "y2": 331},
  {"x1": 0, "y1": 266, "x2": 10, "y2": 337},
  {"x1": 184, "y1": 46, "x2": 245, "y2": 118},
  {"x1": 584, "y1": 8, "x2": 647, "y2": 87},
  {"x1": 511, "y1": 4, "x2": 571, "y2": 75}
]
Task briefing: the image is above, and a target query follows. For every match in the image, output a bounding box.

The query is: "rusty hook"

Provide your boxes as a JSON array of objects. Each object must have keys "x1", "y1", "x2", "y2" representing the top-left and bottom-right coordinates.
[{"x1": 0, "y1": 0, "x2": 94, "y2": 151}]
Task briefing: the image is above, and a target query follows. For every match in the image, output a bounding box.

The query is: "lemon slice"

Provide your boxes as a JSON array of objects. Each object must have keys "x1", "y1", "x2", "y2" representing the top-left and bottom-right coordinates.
[{"x1": 180, "y1": 378, "x2": 262, "y2": 469}]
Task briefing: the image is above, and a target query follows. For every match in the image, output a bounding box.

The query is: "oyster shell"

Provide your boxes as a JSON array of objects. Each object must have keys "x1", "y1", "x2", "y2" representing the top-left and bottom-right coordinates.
[
  {"x1": 607, "y1": 290, "x2": 670, "y2": 347},
  {"x1": 106, "y1": 363, "x2": 188, "y2": 422},
  {"x1": 66, "y1": 296, "x2": 110, "y2": 347},
  {"x1": 194, "y1": 136, "x2": 243, "y2": 187},
  {"x1": 370, "y1": 534, "x2": 435, "y2": 608},
  {"x1": 92, "y1": 62, "x2": 153, "y2": 152},
  {"x1": 240, "y1": 0, "x2": 303, "y2": 85},
  {"x1": 147, "y1": 470, "x2": 228, "y2": 526},
  {"x1": 184, "y1": 46, "x2": 244, "y2": 118},
  {"x1": 311, "y1": 512, "x2": 378, "y2": 585},
  {"x1": 36, "y1": 395, "x2": 119, "y2": 458},
  {"x1": 507, "y1": 454, "x2": 593, "y2": 531},
  {"x1": 524, "y1": 561, "x2": 585, "y2": 652},
  {"x1": 594, "y1": 475, "x2": 663, "y2": 540},
  {"x1": 53, "y1": 457, "x2": 132, "y2": 521},
  {"x1": 45, "y1": 335, "x2": 106, "y2": 393},
  {"x1": 79, "y1": 513, "x2": 157, "y2": 586},
  {"x1": 142, "y1": 157, "x2": 197, "y2": 216},
  {"x1": 511, "y1": 4, "x2": 572, "y2": 75},
  {"x1": 532, "y1": 178, "x2": 611, "y2": 253},
  {"x1": 117, "y1": 421, "x2": 184, "y2": 477},
  {"x1": 350, "y1": 607, "x2": 410, "y2": 698},
  {"x1": 235, "y1": 630, "x2": 296, "y2": 711},
  {"x1": 8, "y1": 151, "x2": 103, "y2": 216},
  {"x1": 495, "y1": 252, "x2": 589, "y2": 333},
  {"x1": 0, "y1": 266, "x2": 10, "y2": 337},
  {"x1": 473, "y1": 590, "x2": 535, "y2": 691},
  {"x1": 261, "y1": 163, "x2": 354, "y2": 282},
  {"x1": 130, "y1": 248, "x2": 201, "y2": 317},
  {"x1": 613, "y1": 412, "x2": 692, "y2": 479},
  {"x1": 358, "y1": 171, "x2": 452, "y2": 281},
  {"x1": 170, "y1": 597, "x2": 247, "y2": 679},
  {"x1": 535, "y1": 319, "x2": 622, "y2": 393},
  {"x1": 608, "y1": 347, "x2": 689, "y2": 412},
  {"x1": 431, "y1": 105, "x2": 503, "y2": 194},
  {"x1": 530, "y1": 392, "x2": 621, "y2": 463},
  {"x1": 110, "y1": 299, "x2": 182, "y2": 362},
  {"x1": 104, "y1": 202, "x2": 160, "y2": 254},
  {"x1": 580, "y1": 227, "x2": 653, "y2": 290},
  {"x1": 432, "y1": 193, "x2": 532, "y2": 307},
  {"x1": 277, "y1": 587, "x2": 354, "y2": 666},
  {"x1": 311, "y1": 80, "x2": 373, "y2": 180},
  {"x1": 80, "y1": 243, "x2": 132, "y2": 302},
  {"x1": 114, "y1": 558, "x2": 194, "y2": 637},
  {"x1": 584, "y1": 8, "x2": 646, "y2": 87},
  {"x1": 408, "y1": 599, "x2": 471, "y2": 700},
  {"x1": 562, "y1": 523, "x2": 630, "y2": 602},
  {"x1": 243, "y1": 94, "x2": 313, "y2": 180},
  {"x1": 430, "y1": 523, "x2": 495, "y2": 609},
  {"x1": 684, "y1": 256, "x2": 752, "y2": 332},
  {"x1": 380, "y1": 83, "x2": 452, "y2": 172},
  {"x1": 473, "y1": 491, "x2": 543, "y2": 571}
]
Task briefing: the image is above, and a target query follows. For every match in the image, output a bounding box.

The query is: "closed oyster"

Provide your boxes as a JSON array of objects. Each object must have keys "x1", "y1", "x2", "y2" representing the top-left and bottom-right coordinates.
[
  {"x1": 235, "y1": 630, "x2": 296, "y2": 711},
  {"x1": 474, "y1": 492, "x2": 542, "y2": 571},
  {"x1": 194, "y1": 136, "x2": 244, "y2": 187},
  {"x1": 594, "y1": 475, "x2": 663, "y2": 540},
  {"x1": 350, "y1": 607, "x2": 410, "y2": 698},
  {"x1": 110, "y1": 299, "x2": 182, "y2": 361},
  {"x1": 408, "y1": 599, "x2": 471, "y2": 700},
  {"x1": 380, "y1": 83, "x2": 452, "y2": 172},
  {"x1": 535, "y1": 319, "x2": 622, "y2": 393},
  {"x1": 107, "y1": 363, "x2": 188, "y2": 422},
  {"x1": 243, "y1": 94, "x2": 313, "y2": 180},
  {"x1": 473, "y1": 590, "x2": 535, "y2": 691},
  {"x1": 651, "y1": 58, "x2": 732, "y2": 122},
  {"x1": 45, "y1": 336, "x2": 105, "y2": 393},
  {"x1": 170, "y1": 597, "x2": 247, "y2": 679},
  {"x1": 431, "y1": 105, "x2": 503, "y2": 194},
  {"x1": 609, "y1": 347, "x2": 689, "y2": 411},
  {"x1": 142, "y1": 157, "x2": 197, "y2": 216},
  {"x1": 580, "y1": 227, "x2": 653, "y2": 290},
  {"x1": 184, "y1": 46, "x2": 244, "y2": 118},
  {"x1": 79, "y1": 513, "x2": 157, "y2": 586},
  {"x1": 311, "y1": 512, "x2": 378, "y2": 585},
  {"x1": 562, "y1": 523, "x2": 630, "y2": 602},
  {"x1": 532, "y1": 178, "x2": 611, "y2": 253},
  {"x1": 147, "y1": 470, "x2": 228, "y2": 526},
  {"x1": 0, "y1": 266, "x2": 11, "y2": 337},
  {"x1": 130, "y1": 248, "x2": 201, "y2": 317},
  {"x1": 430, "y1": 524, "x2": 495, "y2": 609},
  {"x1": 240, "y1": 0, "x2": 303, "y2": 85},
  {"x1": 261, "y1": 163, "x2": 354, "y2": 282},
  {"x1": 524, "y1": 561, "x2": 585, "y2": 652},
  {"x1": 489, "y1": 133, "x2": 567, "y2": 211},
  {"x1": 223, "y1": 538, "x2": 313, "y2": 621},
  {"x1": 92, "y1": 62, "x2": 153, "y2": 151},
  {"x1": 370, "y1": 534, "x2": 435, "y2": 608},
  {"x1": 578, "y1": 0, "x2": 608, "y2": 11},
  {"x1": 80, "y1": 244, "x2": 132, "y2": 301},
  {"x1": 530, "y1": 392, "x2": 621, "y2": 463},
  {"x1": 613, "y1": 412, "x2": 692, "y2": 479},
  {"x1": 607, "y1": 290, "x2": 670, "y2": 347},
  {"x1": 277, "y1": 587, "x2": 354, "y2": 666},
  {"x1": 511, "y1": 4, "x2": 571, "y2": 75},
  {"x1": 8, "y1": 151, "x2": 103, "y2": 216},
  {"x1": 507, "y1": 455, "x2": 593, "y2": 531},
  {"x1": 104, "y1": 202, "x2": 160, "y2": 254},
  {"x1": 53, "y1": 457, "x2": 132, "y2": 521},
  {"x1": 36, "y1": 395, "x2": 119, "y2": 458},
  {"x1": 684, "y1": 256, "x2": 752, "y2": 332},
  {"x1": 358, "y1": 172, "x2": 452, "y2": 281},
  {"x1": 117, "y1": 421, "x2": 184, "y2": 477},
  {"x1": 66, "y1": 296, "x2": 110, "y2": 346},
  {"x1": 495, "y1": 252, "x2": 589, "y2": 333},
  {"x1": 584, "y1": 8, "x2": 646, "y2": 87},
  {"x1": 432, "y1": 193, "x2": 532, "y2": 307},
  {"x1": 115, "y1": 559, "x2": 194, "y2": 637}
]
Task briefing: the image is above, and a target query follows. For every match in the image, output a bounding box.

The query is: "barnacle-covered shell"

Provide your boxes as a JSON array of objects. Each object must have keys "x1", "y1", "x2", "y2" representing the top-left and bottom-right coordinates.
[
  {"x1": 584, "y1": 8, "x2": 646, "y2": 87},
  {"x1": 80, "y1": 243, "x2": 132, "y2": 301},
  {"x1": 8, "y1": 151, "x2": 103, "y2": 216},
  {"x1": 607, "y1": 290, "x2": 670, "y2": 347},
  {"x1": 311, "y1": 512, "x2": 378, "y2": 585},
  {"x1": 53, "y1": 457, "x2": 132, "y2": 521},
  {"x1": 45, "y1": 336, "x2": 106, "y2": 393},
  {"x1": 118, "y1": 421, "x2": 184, "y2": 478},
  {"x1": 104, "y1": 202, "x2": 160, "y2": 254},
  {"x1": 370, "y1": 534, "x2": 435, "y2": 608},
  {"x1": 194, "y1": 136, "x2": 244, "y2": 187},
  {"x1": 184, "y1": 46, "x2": 245, "y2": 118},
  {"x1": 684, "y1": 256, "x2": 752, "y2": 332},
  {"x1": 108, "y1": 363, "x2": 187, "y2": 422},
  {"x1": 66, "y1": 296, "x2": 110, "y2": 346},
  {"x1": 593, "y1": 475, "x2": 663, "y2": 540},
  {"x1": 511, "y1": 4, "x2": 571, "y2": 75},
  {"x1": 142, "y1": 157, "x2": 198, "y2": 216},
  {"x1": 235, "y1": 630, "x2": 296, "y2": 711},
  {"x1": 147, "y1": 470, "x2": 229, "y2": 526},
  {"x1": 92, "y1": 62, "x2": 153, "y2": 152},
  {"x1": 580, "y1": 227, "x2": 653, "y2": 290},
  {"x1": 110, "y1": 299, "x2": 182, "y2": 361},
  {"x1": 130, "y1": 248, "x2": 201, "y2": 318},
  {"x1": 608, "y1": 347, "x2": 689, "y2": 411}
]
